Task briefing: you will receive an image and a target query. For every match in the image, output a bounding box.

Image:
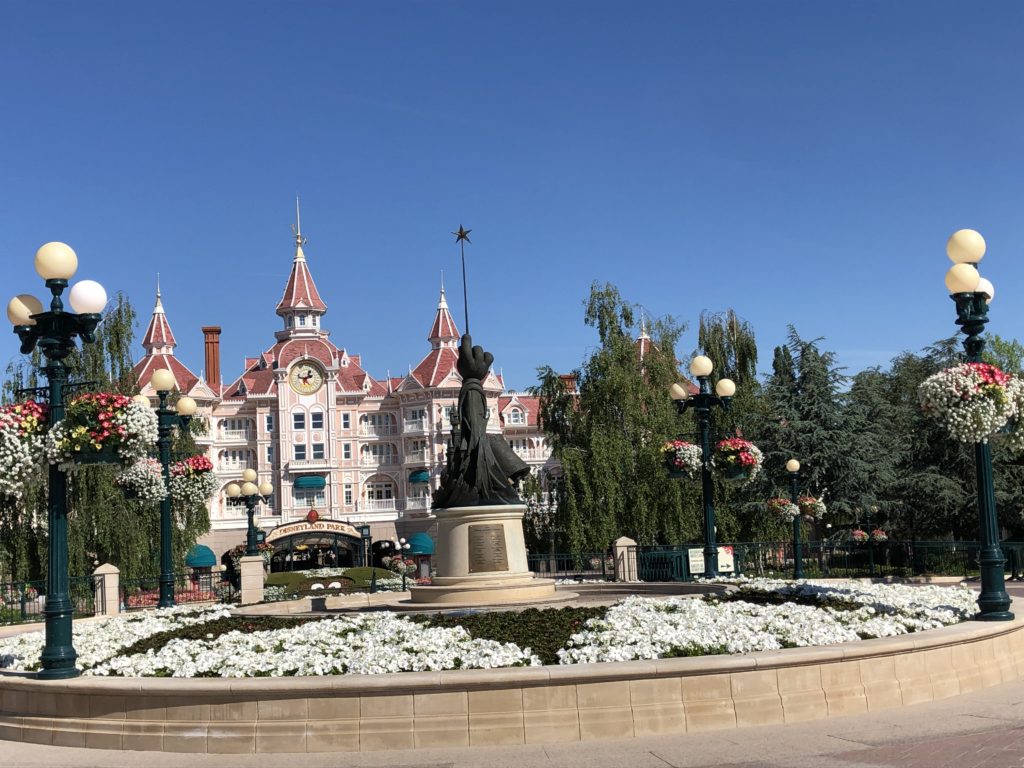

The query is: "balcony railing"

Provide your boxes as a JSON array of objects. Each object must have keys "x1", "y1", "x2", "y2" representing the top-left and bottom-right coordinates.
[
  {"x1": 404, "y1": 450, "x2": 430, "y2": 465},
  {"x1": 360, "y1": 455, "x2": 397, "y2": 467},
  {"x1": 217, "y1": 464, "x2": 256, "y2": 474},
  {"x1": 287, "y1": 458, "x2": 333, "y2": 471},
  {"x1": 403, "y1": 419, "x2": 427, "y2": 433},
  {"x1": 362, "y1": 499, "x2": 397, "y2": 512},
  {"x1": 360, "y1": 424, "x2": 397, "y2": 437},
  {"x1": 405, "y1": 497, "x2": 431, "y2": 510},
  {"x1": 219, "y1": 430, "x2": 253, "y2": 442}
]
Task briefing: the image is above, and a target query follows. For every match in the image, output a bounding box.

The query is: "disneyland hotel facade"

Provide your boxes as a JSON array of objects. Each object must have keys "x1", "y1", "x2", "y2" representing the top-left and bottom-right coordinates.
[{"x1": 133, "y1": 226, "x2": 557, "y2": 561}]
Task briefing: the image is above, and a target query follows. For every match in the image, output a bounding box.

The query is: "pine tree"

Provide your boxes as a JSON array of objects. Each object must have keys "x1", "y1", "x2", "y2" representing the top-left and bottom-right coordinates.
[{"x1": 535, "y1": 283, "x2": 701, "y2": 552}]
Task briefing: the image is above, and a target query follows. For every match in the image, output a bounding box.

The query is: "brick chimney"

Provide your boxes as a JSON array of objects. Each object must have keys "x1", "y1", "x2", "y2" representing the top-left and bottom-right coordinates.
[{"x1": 202, "y1": 326, "x2": 222, "y2": 392}]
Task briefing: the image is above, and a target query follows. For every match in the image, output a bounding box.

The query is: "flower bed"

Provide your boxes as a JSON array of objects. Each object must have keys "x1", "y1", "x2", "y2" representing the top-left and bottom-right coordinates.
[{"x1": 0, "y1": 580, "x2": 980, "y2": 678}]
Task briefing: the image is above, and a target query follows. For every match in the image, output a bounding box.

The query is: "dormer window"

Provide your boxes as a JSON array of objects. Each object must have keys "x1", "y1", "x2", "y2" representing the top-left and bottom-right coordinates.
[
  {"x1": 298, "y1": 315, "x2": 306, "y2": 327},
  {"x1": 506, "y1": 407, "x2": 525, "y2": 425}
]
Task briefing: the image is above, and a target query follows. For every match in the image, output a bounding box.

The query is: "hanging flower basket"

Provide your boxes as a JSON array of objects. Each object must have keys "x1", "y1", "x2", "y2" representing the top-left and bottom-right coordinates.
[
  {"x1": 169, "y1": 454, "x2": 217, "y2": 507},
  {"x1": 45, "y1": 393, "x2": 158, "y2": 470},
  {"x1": 661, "y1": 439, "x2": 702, "y2": 479},
  {"x1": 115, "y1": 458, "x2": 167, "y2": 502},
  {"x1": 0, "y1": 400, "x2": 48, "y2": 502},
  {"x1": 798, "y1": 495, "x2": 827, "y2": 518},
  {"x1": 870, "y1": 529, "x2": 888, "y2": 543},
  {"x1": 851, "y1": 529, "x2": 869, "y2": 543},
  {"x1": 919, "y1": 362, "x2": 1021, "y2": 444},
  {"x1": 766, "y1": 497, "x2": 798, "y2": 522},
  {"x1": 712, "y1": 438, "x2": 763, "y2": 483}
]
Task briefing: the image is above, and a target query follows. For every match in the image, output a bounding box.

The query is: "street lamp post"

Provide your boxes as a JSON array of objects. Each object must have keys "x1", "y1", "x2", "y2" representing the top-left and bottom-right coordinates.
[
  {"x1": 226, "y1": 469, "x2": 274, "y2": 556},
  {"x1": 397, "y1": 537, "x2": 412, "y2": 590},
  {"x1": 136, "y1": 370, "x2": 197, "y2": 608},
  {"x1": 944, "y1": 229, "x2": 1013, "y2": 621},
  {"x1": 7, "y1": 242, "x2": 107, "y2": 680},
  {"x1": 670, "y1": 356, "x2": 735, "y2": 579},
  {"x1": 786, "y1": 459, "x2": 803, "y2": 580}
]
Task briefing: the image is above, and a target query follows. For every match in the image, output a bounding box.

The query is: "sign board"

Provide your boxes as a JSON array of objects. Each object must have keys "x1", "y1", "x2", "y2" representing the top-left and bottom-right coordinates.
[
  {"x1": 687, "y1": 545, "x2": 735, "y2": 575},
  {"x1": 468, "y1": 523, "x2": 509, "y2": 573},
  {"x1": 264, "y1": 519, "x2": 361, "y2": 544}
]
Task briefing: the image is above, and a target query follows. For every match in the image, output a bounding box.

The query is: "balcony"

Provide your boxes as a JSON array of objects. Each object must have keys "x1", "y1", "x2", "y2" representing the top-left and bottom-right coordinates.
[
  {"x1": 217, "y1": 464, "x2": 256, "y2": 474},
  {"x1": 360, "y1": 455, "x2": 397, "y2": 468},
  {"x1": 287, "y1": 458, "x2": 333, "y2": 471},
  {"x1": 404, "y1": 450, "x2": 430, "y2": 465},
  {"x1": 360, "y1": 424, "x2": 397, "y2": 437},
  {"x1": 362, "y1": 498, "x2": 396, "y2": 512},
  {"x1": 403, "y1": 419, "x2": 428, "y2": 434},
  {"x1": 405, "y1": 497, "x2": 431, "y2": 511},
  {"x1": 219, "y1": 430, "x2": 253, "y2": 443}
]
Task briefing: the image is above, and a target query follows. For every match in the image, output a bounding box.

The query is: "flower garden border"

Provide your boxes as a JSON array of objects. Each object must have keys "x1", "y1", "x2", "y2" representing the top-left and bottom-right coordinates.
[{"x1": 0, "y1": 612, "x2": 1022, "y2": 753}]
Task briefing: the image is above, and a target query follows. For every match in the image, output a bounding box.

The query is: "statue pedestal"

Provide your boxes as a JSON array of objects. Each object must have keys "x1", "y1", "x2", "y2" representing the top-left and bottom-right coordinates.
[{"x1": 409, "y1": 504, "x2": 558, "y2": 605}]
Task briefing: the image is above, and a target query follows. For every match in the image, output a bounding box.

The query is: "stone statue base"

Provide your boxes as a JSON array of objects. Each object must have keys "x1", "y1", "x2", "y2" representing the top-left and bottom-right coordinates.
[{"x1": 409, "y1": 504, "x2": 559, "y2": 606}]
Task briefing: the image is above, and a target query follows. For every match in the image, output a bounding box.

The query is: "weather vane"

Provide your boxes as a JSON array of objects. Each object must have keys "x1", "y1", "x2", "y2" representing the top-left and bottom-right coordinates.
[
  {"x1": 452, "y1": 224, "x2": 472, "y2": 334},
  {"x1": 292, "y1": 196, "x2": 308, "y2": 247}
]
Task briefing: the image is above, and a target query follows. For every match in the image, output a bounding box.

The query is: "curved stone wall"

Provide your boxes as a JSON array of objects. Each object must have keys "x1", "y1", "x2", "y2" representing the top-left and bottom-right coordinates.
[{"x1": 0, "y1": 616, "x2": 1021, "y2": 753}]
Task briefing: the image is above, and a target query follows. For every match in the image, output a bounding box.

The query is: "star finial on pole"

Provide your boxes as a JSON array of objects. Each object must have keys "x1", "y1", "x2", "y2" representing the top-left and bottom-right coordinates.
[{"x1": 452, "y1": 224, "x2": 472, "y2": 334}]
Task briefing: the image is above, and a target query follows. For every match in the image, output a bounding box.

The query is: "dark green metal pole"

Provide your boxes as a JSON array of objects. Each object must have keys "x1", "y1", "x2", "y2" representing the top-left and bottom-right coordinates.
[
  {"x1": 156, "y1": 390, "x2": 175, "y2": 608},
  {"x1": 789, "y1": 470, "x2": 802, "y2": 580},
  {"x1": 38, "y1": 358, "x2": 78, "y2": 679},
  {"x1": 245, "y1": 496, "x2": 258, "y2": 556},
  {"x1": 954, "y1": 290, "x2": 1013, "y2": 620},
  {"x1": 695, "y1": 378, "x2": 719, "y2": 579}
]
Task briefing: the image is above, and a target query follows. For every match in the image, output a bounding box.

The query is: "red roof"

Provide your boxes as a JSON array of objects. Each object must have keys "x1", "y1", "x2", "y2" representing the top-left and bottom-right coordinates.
[
  {"x1": 134, "y1": 353, "x2": 199, "y2": 394},
  {"x1": 427, "y1": 288, "x2": 460, "y2": 347},
  {"x1": 410, "y1": 346, "x2": 460, "y2": 388},
  {"x1": 276, "y1": 244, "x2": 327, "y2": 314},
  {"x1": 499, "y1": 394, "x2": 540, "y2": 427},
  {"x1": 141, "y1": 293, "x2": 176, "y2": 351}
]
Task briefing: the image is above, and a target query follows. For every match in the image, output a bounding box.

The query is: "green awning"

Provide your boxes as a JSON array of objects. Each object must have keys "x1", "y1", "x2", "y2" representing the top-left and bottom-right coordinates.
[
  {"x1": 185, "y1": 545, "x2": 216, "y2": 568},
  {"x1": 294, "y1": 475, "x2": 326, "y2": 490},
  {"x1": 409, "y1": 469, "x2": 430, "y2": 484},
  {"x1": 407, "y1": 532, "x2": 435, "y2": 555}
]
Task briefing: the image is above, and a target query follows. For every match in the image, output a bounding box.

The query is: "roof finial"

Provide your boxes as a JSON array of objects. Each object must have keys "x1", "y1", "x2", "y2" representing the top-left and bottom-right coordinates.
[
  {"x1": 440, "y1": 269, "x2": 445, "y2": 295},
  {"x1": 292, "y1": 196, "x2": 307, "y2": 248},
  {"x1": 156, "y1": 273, "x2": 161, "y2": 299}
]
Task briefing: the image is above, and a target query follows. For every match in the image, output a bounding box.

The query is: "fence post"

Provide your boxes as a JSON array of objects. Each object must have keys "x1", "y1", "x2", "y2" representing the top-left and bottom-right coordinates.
[
  {"x1": 92, "y1": 563, "x2": 120, "y2": 616},
  {"x1": 613, "y1": 537, "x2": 638, "y2": 582},
  {"x1": 239, "y1": 555, "x2": 265, "y2": 605}
]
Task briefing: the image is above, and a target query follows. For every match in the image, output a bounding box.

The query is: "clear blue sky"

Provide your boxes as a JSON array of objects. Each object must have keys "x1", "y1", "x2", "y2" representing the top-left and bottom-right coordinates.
[{"x1": 2, "y1": 1, "x2": 1023, "y2": 390}]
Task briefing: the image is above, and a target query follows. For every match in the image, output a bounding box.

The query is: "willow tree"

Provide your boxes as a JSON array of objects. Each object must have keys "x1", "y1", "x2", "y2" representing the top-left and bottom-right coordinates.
[
  {"x1": 535, "y1": 283, "x2": 701, "y2": 553},
  {"x1": 1, "y1": 293, "x2": 209, "y2": 580}
]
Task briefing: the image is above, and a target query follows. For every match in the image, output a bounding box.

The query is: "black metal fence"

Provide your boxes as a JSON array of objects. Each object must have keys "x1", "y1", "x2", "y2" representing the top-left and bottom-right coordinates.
[
  {"x1": 120, "y1": 571, "x2": 236, "y2": 611},
  {"x1": 527, "y1": 552, "x2": 615, "y2": 580},
  {"x1": 1, "y1": 575, "x2": 96, "y2": 626}
]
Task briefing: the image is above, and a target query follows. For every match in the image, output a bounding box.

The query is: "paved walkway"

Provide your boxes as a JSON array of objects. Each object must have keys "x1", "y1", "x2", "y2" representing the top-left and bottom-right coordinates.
[{"x1": 3, "y1": 679, "x2": 1024, "y2": 768}]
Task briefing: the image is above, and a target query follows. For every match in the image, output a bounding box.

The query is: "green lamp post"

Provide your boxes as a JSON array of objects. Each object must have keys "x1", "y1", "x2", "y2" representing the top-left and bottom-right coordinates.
[
  {"x1": 944, "y1": 228, "x2": 1013, "y2": 621},
  {"x1": 7, "y1": 242, "x2": 107, "y2": 680},
  {"x1": 786, "y1": 458, "x2": 803, "y2": 580},
  {"x1": 226, "y1": 469, "x2": 274, "y2": 556},
  {"x1": 670, "y1": 355, "x2": 736, "y2": 578},
  {"x1": 134, "y1": 368, "x2": 197, "y2": 609}
]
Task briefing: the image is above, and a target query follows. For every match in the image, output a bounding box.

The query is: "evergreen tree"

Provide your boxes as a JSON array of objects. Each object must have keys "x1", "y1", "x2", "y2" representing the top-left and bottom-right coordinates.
[{"x1": 535, "y1": 283, "x2": 701, "y2": 552}]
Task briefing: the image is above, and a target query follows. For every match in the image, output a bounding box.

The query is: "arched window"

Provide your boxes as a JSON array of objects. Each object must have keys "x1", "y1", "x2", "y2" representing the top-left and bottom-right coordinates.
[{"x1": 506, "y1": 407, "x2": 525, "y2": 425}]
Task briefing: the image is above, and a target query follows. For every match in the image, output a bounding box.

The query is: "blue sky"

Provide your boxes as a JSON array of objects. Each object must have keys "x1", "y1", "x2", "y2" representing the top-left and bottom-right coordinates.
[{"x1": 2, "y1": 1, "x2": 1023, "y2": 390}]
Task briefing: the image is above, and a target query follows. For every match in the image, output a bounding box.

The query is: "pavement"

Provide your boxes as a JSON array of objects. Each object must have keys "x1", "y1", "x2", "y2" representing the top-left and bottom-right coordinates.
[{"x1": 4, "y1": 679, "x2": 1024, "y2": 768}]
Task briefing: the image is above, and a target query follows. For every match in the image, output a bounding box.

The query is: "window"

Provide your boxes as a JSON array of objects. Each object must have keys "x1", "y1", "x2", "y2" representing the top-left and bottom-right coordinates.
[
  {"x1": 344, "y1": 484, "x2": 353, "y2": 505},
  {"x1": 294, "y1": 489, "x2": 325, "y2": 507},
  {"x1": 506, "y1": 408, "x2": 525, "y2": 425},
  {"x1": 294, "y1": 443, "x2": 307, "y2": 461},
  {"x1": 312, "y1": 443, "x2": 325, "y2": 460},
  {"x1": 342, "y1": 443, "x2": 352, "y2": 460},
  {"x1": 367, "y1": 482, "x2": 393, "y2": 500},
  {"x1": 298, "y1": 315, "x2": 306, "y2": 327},
  {"x1": 311, "y1": 411, "x2": 324, "y2": 430},
  {"x1": 341, "y1": 413, "x2": 350, "y2": 429},
  {"x1": 265, "y1": 414, "x2": 274, "y2": 433},
  {"x1": 293, "y1": 412, "x2": 305, "y2": 431},
  {"x1": 266, "y1": 445, "x2": 274, "y2": 465},
  {"x1": 363, "y1": 444, "x2": 394, "y2": 464}
]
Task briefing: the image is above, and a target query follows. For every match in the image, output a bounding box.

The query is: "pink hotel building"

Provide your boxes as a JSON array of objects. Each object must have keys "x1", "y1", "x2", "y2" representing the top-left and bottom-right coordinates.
[{"x1": 133, "y1": 224, "x2": 558, "y2": 559}]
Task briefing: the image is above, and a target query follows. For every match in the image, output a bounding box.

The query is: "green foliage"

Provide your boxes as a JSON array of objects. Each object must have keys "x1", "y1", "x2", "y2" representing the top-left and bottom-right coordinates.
[
  {"x1": 415, "y1": 606, "x2": 608, "y2": 665},
  {"x1": 342, "y1": 567, "x2": 394, "y2": 586},
  {"x1": 535, "y1": 283, "x2": 700, "y2": 551}
]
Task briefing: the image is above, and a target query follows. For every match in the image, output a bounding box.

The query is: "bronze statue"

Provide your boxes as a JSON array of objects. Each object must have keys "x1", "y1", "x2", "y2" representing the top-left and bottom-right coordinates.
[{"x1": 433, "y1": 334, "x2": 530, "y2": 508}]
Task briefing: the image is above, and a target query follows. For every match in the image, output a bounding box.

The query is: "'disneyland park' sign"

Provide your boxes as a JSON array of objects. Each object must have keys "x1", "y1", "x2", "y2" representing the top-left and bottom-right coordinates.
[{"x1": 265, "y1": 519, "x2": 361, "y2": 544}]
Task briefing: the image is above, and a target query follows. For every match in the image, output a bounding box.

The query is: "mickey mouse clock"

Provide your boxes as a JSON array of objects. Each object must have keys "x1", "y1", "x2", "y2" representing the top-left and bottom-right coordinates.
[{"x1": 288, "y1": 361, "x2": 324, "y2": 395}]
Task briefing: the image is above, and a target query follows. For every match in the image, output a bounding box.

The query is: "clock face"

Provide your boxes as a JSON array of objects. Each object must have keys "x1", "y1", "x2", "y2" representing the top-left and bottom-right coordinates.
[{"x1": 289, "y1": 362, "x2": 324, "y2": 395}]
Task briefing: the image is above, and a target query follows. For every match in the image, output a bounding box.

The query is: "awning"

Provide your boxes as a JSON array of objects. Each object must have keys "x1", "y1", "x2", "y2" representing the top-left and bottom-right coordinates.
[
  {"x1": 409, "y1": 469, "x2": 430, "y2": 484},
  {"x1": 407, "y1": 532, "x2": 435, "y2": 555},
  {"x1": 185, "y1": 544, "x2": 216, "y2": 568},
  {"x1": 294, "y1": 475, "x2": 326, "y2": 490}
]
